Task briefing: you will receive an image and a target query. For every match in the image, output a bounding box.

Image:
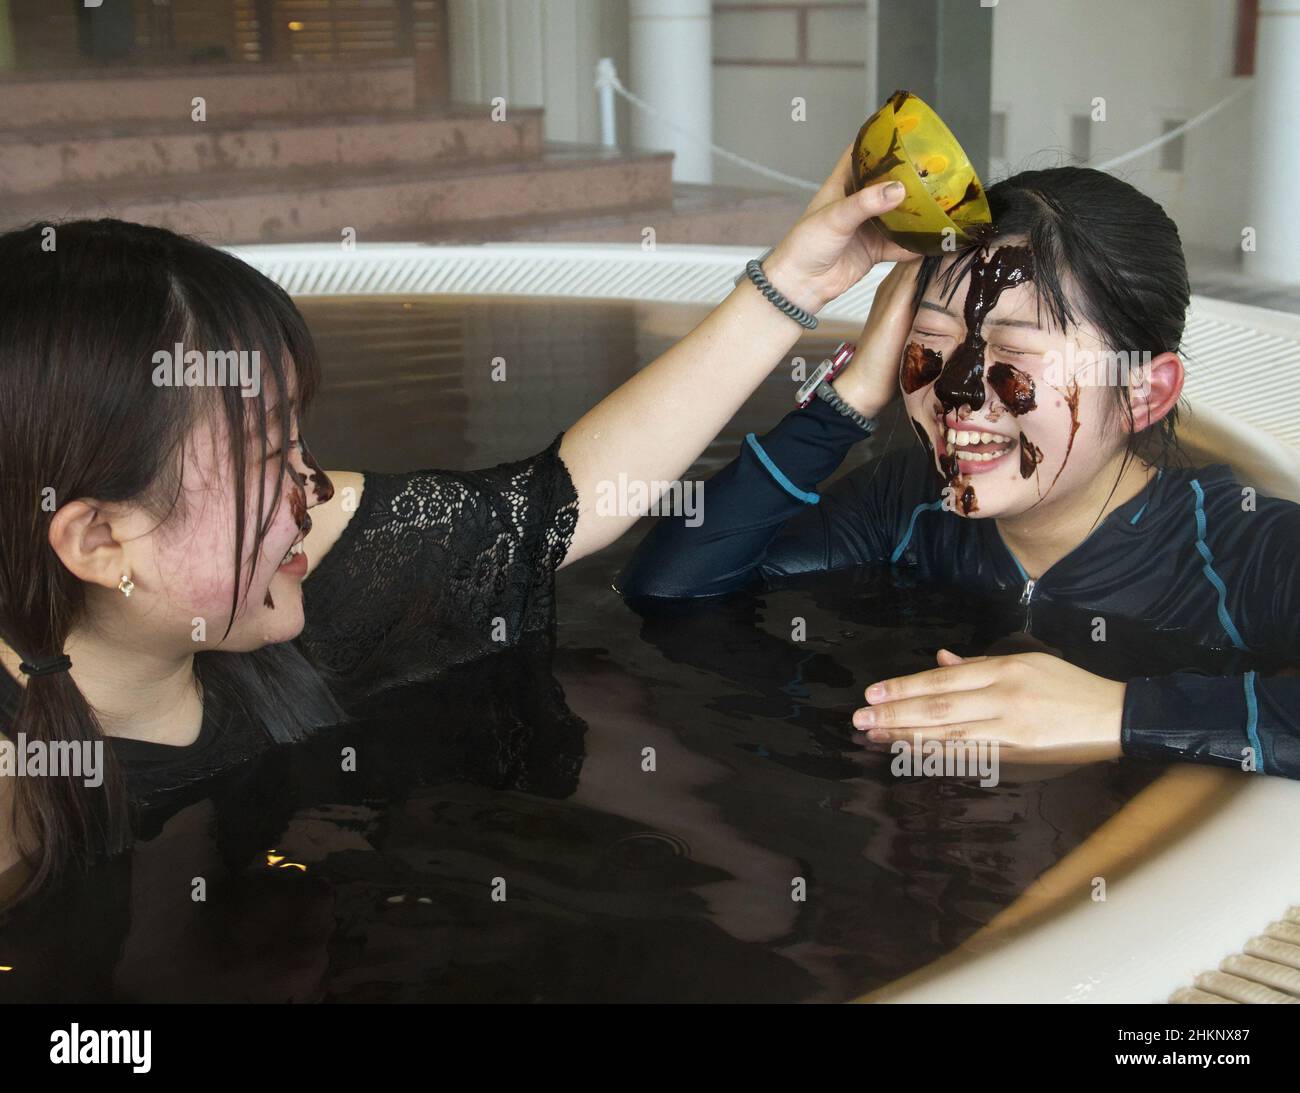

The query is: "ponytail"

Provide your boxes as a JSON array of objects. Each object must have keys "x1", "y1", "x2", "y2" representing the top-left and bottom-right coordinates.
[{"x1": 4, "y1": 658, "x2": 132, "y2": 906}]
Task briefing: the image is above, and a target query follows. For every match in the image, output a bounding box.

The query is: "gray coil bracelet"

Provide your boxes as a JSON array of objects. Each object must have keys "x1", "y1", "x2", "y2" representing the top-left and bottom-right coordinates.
[{"x1": 734, "y1": 246, "x2": 819, "y2": 330}]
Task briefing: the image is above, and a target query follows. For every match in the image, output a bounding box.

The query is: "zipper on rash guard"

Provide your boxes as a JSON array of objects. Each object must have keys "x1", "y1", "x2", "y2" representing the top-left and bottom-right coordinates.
[{"x1": 1019, "y1": 577, "x2": 1036, "y2": 632}]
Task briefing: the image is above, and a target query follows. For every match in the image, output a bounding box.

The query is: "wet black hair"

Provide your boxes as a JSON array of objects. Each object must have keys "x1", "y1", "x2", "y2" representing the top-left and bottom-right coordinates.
[
  {"x1": 0, "y1": 218, "x2": 348, "y2": 907},
  {"x1": 912, "y1": 166, "x2": 1192, "y2": 474}
]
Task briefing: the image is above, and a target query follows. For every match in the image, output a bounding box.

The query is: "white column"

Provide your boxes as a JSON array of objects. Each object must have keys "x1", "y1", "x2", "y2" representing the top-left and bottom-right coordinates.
[
  {"x1": 446, "y1": 0, "x2": 544, "y2": 109},
  {"x1": 1246, "y1": 0, "x2": 1300, "y2": 283},
  {"x1": 863, "y1": 0, "x2": 880, "y2": 112},
  {"x1": 446, "y1": 0, "x2": 614, "y2": 142},
  {"x1": 629, "y1": 0, "x2": 713, "y2": 183}
]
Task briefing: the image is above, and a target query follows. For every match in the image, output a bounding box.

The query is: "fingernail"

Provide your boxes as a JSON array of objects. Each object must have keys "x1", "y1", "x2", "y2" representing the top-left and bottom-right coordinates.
[
  {"x1": 884, "y1": 181, "x2": 905, "y2": 200},
  {"x1": 866, "y1": 684, "x2": 885, "y2": 702},
  {"x1": 867, "y1": 729, "x2": 889, "y2": 742},
  {"x1": 853, "y1": 709, "x2": 876, "y2": 728}
]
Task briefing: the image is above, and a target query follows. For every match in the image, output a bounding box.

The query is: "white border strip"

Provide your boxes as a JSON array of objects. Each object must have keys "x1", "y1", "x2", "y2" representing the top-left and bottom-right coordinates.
[
  {"x1": 224, "y1": 241, "x2": 893, "y2": 320},
  {"x1": 227, "y1": 241, "x2": 1300, "y2": 451}
]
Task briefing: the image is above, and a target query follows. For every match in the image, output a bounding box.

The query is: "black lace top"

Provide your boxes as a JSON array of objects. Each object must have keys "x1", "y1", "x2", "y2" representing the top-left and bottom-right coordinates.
[
  {"x1": 297, "y1": 433, "x2": 578, "y2": 701},
  {"x1": 0, "y1": 435, "x2": 580, "y2": 805}
]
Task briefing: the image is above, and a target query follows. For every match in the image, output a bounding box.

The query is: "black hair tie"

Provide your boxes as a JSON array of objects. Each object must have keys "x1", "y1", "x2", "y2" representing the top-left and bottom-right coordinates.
[{"x1": 18, "y1": 654, "x2": 72, "y2": 677}]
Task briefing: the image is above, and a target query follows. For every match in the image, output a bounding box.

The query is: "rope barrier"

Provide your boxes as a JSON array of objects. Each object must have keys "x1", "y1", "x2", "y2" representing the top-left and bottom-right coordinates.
[
  {"x1": 595, "y1": 64, "x2": 821, "y2": 191},
  {"x1": 595, "y1": 58, "x2": 1250, "y2": 190}
]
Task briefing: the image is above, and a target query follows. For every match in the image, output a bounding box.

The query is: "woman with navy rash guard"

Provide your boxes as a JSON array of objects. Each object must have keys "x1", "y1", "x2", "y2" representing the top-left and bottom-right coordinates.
[{"x1": 620, "y1": 167, "x2": 1300, "y2": 780}]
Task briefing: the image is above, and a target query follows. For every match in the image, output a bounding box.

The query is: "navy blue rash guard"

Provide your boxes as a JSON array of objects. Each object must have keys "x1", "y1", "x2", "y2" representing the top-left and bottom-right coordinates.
[{"x1": 618, "y1": 397, "x2": 1300, "y2": 779}]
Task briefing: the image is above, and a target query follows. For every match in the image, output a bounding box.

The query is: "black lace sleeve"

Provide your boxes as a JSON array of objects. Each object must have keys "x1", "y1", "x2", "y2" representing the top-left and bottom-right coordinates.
[{"x1": 295, "y1": 433, "x2": 579, "y2": 708}]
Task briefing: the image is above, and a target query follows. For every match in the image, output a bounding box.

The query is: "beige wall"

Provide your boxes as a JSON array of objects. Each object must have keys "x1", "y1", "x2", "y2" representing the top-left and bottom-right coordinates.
[
  {"x1": 710, "y1": 0, "x2": 876, "y2": 192},
  {"x1": 989, "y1": 0, "x2": 1249, "y2": 256}
]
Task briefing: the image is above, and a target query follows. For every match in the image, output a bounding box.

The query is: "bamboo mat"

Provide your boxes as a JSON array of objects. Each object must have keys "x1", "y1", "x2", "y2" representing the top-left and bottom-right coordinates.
[{"x1": 1170, "y1": 907, "x2": 1300, "y2": 1003}]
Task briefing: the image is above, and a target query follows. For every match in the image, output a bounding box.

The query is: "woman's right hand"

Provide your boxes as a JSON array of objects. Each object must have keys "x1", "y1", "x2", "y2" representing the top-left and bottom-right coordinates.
[
  {"x1": 758, "y1": 139, "x2": 918, "y2": 316},
  {"x1": 832, "y1": 257, "x2": 924, "y2": 419}
]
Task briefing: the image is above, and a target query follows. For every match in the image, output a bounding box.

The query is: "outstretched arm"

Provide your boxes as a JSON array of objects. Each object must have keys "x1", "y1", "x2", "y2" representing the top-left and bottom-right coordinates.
[
  {"x1": 849, "y1": 650, "x2": 1300, "y2": 780},
  {"x1": 1121, "y1": 668, "x2": 1300, "y2": 777},
  {"x1": 615, "y1": 397, "x2": 874, "y2": 599},
  {"x1": 299, "y1": 144, "x2": 910, "y2": 579},
  {"x1": 555, "y1": 145, "x2": 912, "y2": 567}
]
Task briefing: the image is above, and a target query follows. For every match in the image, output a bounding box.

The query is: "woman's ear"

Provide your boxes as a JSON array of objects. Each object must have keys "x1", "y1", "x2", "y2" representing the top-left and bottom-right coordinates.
[
  {"x1": 1128, "y1": 351, "x2": 1183, "y2": 431},
  {"x1": 47, "y1": 498, "x2": 135, "y2": 594}
]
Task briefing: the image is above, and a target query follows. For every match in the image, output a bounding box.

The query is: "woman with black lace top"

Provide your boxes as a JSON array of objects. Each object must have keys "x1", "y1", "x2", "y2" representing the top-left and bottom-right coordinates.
[{"x1": 0, "y1": 144, "x2": 912, "y2": 903}]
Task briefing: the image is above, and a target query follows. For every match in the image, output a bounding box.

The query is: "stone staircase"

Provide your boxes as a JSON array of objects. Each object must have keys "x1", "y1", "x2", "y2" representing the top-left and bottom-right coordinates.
[{"x1": 0, "y1": 58, "x2": 801, "y2": 247}]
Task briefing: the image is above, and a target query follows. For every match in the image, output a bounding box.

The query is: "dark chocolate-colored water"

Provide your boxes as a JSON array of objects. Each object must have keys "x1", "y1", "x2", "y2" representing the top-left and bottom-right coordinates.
[{"x1": 0, "y1": 296, "x2": 1214, "y2": 1003}]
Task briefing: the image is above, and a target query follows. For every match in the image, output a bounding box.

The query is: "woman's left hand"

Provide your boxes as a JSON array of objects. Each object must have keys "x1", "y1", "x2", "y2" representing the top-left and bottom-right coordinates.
[{"x1": 851, "y1": 649, "x2": 1127, "y2": 762}]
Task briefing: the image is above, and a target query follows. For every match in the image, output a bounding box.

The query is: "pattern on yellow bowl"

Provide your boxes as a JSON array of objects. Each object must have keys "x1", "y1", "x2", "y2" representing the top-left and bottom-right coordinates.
[{"x1": 851, "y1": 89, "x2": 993, "y2": 256}]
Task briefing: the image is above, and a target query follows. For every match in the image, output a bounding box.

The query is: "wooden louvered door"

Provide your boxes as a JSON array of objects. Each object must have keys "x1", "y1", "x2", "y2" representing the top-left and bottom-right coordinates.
[{"x1": 232, "y1": 0, "x2": 448, "y2": 101}]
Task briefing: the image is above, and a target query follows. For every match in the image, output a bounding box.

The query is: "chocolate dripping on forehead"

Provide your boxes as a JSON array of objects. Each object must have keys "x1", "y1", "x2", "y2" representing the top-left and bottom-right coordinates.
[
  {"x1": 920, "y1": 243, "x2": 1035, "y2": 516},
  {"x1": 931, "y1": 244, "x2": 1035, "y2": 417}
]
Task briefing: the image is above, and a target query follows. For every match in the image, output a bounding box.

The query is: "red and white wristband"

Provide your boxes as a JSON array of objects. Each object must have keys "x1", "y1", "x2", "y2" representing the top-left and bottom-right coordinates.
[{"x1": 795, "y1": 342, "x2": 875, "y2": 434}]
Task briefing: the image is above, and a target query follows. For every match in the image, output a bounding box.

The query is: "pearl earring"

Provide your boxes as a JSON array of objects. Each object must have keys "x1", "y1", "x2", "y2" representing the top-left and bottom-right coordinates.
[{"x1": 118, "y1": 574, "x2": 135, "y2": 598}]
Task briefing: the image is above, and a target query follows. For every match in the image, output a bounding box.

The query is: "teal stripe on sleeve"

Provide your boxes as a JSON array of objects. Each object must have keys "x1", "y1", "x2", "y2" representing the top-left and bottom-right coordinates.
[
  {"x1": 1188, "y1": 480, "x2": 1247, "y2": 651},
  {"x1": 890, "y1": 499, "x2": 945, "y2": 563},
  {"x1": 1244, "y1": 670, "x2": 1264, "y2": 774},
  {"x1": 744, "y1": 433, "x2": 820, "y2": 504}
]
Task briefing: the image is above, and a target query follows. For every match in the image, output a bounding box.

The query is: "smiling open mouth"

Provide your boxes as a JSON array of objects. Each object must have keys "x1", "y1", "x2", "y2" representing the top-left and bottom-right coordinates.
[
  {"x1": 279, "y1": 537, "x2": 306, "y2": 567},
  {"x1": 940, "y1": 425, "x2": 1017, "y2": 466}
]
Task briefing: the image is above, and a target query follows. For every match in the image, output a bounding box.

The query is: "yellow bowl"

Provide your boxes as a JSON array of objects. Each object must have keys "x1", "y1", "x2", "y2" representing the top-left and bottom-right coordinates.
[{"x1": 850, "y1": 89, "x2": 993, "y2": 256}]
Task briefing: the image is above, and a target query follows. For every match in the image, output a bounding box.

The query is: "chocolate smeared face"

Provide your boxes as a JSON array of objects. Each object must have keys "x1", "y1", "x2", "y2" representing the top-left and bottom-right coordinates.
[
  {"x1": 287, "y1": 468, "x2": 308, "y2": 529},
  {"x1": 988, "y1": 361, "x2": 1037, "y2": 416},
  {"x1": 296, "y1": 436, "x2": 335, "y2": 507},
  {"x1": 898, "y1": 240, "x2": 1118, "y2": 519},
  {"x1": 1018, "y1": 434, "x2": 1044, "y2": 479},
  {"x1": 901, "y1": 341, "x2": 943, "y2": 394},
  {"x1": 135, "y1": 381, "x2": 333, "y2": 656},
  {"x1": 265, "y1": 474, "x2": 307, "y2": 613},
  {"x1": 261, "y1": 427, "x2": 330, "y2": 614},
  {"x1": 931, "y1": 245, "x2": 1034, "y2": 417},
  {"x1": 926, "y1": 245, "x2": 1034, "y2": 515}
]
